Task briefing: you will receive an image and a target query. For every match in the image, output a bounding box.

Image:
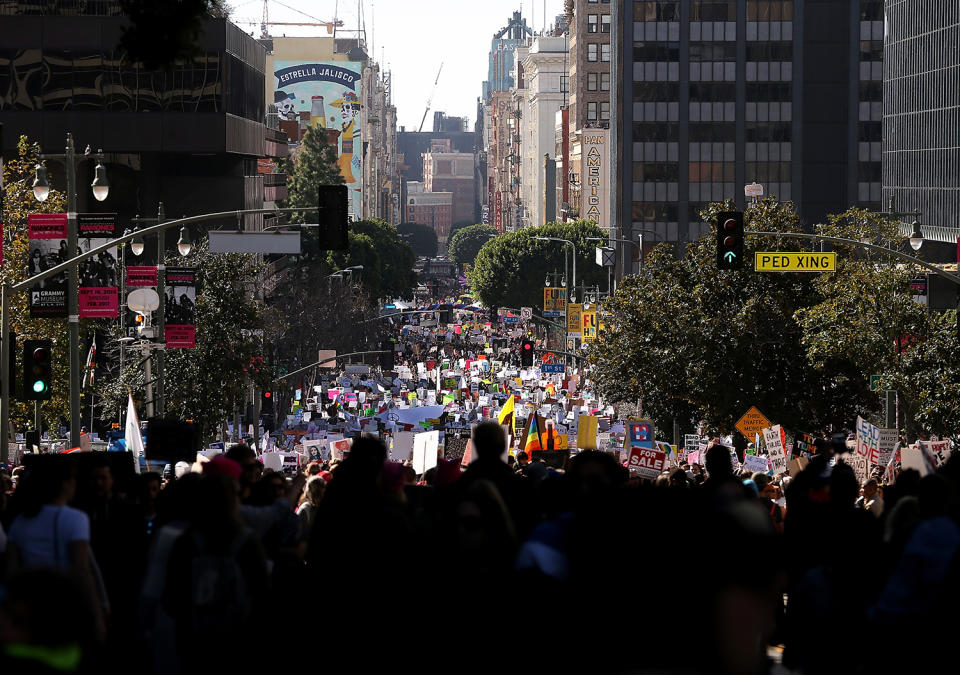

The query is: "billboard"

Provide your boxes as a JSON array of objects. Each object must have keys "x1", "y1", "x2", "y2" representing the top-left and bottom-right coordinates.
[
  {"x1": 581, "y1": 129, "x2": 609, "y2": 228},
  {"x1": 273, "y1": 60, "x2": 363, "y2": 218}
]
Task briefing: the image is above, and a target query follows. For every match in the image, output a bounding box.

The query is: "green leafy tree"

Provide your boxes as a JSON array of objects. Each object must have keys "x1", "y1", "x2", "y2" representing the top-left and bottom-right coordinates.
[
  {"x1": 448, "y1": 220, "x2": 476, "y2": 240},
  {"x1": 397, "y1": 222, "x2": 438, "y2": 258},
  {"x1": 280, "y1": 126, "x2": 345, "y2": 260},
  {"x1": 468, "y1": 221, "x2": 607, "y2": 310},
  {"x1": 448, "y1": 224, "x2": 498, "y2": 268},
  {"x1": 95, "y1": 243, "x2": 270, "y2": 441},
  {"x1": 0, "y1": 135, "x2": 75, "y2": 433},
  {"x1": 588, "y1": 198, "x2": 924, "y2": 438},
  {"x1": 326, "y1": 220, "x2": 417, "y2": 300}
]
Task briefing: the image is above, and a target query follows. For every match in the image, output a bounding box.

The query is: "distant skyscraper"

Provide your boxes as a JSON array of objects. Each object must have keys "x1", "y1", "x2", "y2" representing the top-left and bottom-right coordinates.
[
  {"x1": 610, "y1": 0, "x2": 883, "y2": 271},
  {"x1": 883, "y1": 0, "x2": 960, "y2": 257},
  {"x1": 482, "y1": 11, "x2": 534, "y2": 102}
]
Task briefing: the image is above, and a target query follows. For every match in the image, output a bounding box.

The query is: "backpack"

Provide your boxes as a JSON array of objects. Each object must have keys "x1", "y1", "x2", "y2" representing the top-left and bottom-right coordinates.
[{"x1": 188, "y1": 529, "x2": 252, "y2": 634}]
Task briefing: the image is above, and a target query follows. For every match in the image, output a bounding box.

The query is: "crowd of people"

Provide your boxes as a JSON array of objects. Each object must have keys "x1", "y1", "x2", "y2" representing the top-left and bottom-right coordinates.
[{"x1": 0, "y1": 309, "x2": 957, "y2": 674}]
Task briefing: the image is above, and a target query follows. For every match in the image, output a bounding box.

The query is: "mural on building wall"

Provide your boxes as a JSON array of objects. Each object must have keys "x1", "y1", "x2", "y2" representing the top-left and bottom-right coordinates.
[{"x1": 273, "y1": 61, "x2": 363, "y2": 217}]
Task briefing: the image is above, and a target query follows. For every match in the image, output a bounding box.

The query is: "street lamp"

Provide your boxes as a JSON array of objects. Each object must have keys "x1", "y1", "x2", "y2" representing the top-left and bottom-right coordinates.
[
  {"x1": 128, "y1": 230, "x2": 145, "y2": 257},
  {"x1": 91, "y1": 161, "x2": 110, "y2": 201},
  {"x1": 32, "y1": 164, "x2": 50, "y2": 202},
  {"x1": 177, "y1": 227, "x2": 192, "y2": 256},
  {"x1": 534, "y1": 236, "x2": 577, "y2": 290},
  {"x1": 909, "y1": 221, "x2": 924, "y2": 251}
]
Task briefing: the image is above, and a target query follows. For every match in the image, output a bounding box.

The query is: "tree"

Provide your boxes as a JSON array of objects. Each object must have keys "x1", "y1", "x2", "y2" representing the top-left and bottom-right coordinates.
[
  {"x1": 280, "y1": 126, "x2": 345, "y2": 260},
  {"x1": 0, "y1": 135, "x2": 76, "y2": 433},
  {"x1": 468, "y1": 221, "x2": 607, "y2": 310},
  {"x1": 95, "y1": 243, "x2": 270, "y2": 442},
  {"x1": 326, "y1": 220, "x2": 417, "y2": 300},
  {"x1": 588, "y1": 198, "x2": 927, "y2": 439},
  {"x1": 397, "y1": 222, "x2": 438, "y2": 258},
  {"x1": 448, "y1": 220, "x2": 476, "y2": 240},
  {"x1": 448, "y1": 224, "x2": 497, "y2": 268}
]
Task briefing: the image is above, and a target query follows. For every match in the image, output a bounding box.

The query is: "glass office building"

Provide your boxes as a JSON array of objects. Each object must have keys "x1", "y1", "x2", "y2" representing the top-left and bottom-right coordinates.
[{"x1": 612, "y1": 0, "x2": 884, "y2": 267}]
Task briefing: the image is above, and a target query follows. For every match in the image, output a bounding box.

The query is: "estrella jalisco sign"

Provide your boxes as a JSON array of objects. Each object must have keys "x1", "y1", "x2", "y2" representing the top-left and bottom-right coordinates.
[{"x1": 274, "y1": 64, "x2": 361, "y2": 89}]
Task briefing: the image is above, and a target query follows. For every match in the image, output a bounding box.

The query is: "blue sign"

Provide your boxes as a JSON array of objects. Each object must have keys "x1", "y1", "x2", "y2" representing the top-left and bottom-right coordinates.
[
  {"x1": 542, "y1": 364, "x2": 566, "y2": 374},
  {"x1": 542, "y1": 311, "x2": 563, "y2": 318},
  {"x1": 503, "y1": 316, "x2": 519, "y2": 324}
]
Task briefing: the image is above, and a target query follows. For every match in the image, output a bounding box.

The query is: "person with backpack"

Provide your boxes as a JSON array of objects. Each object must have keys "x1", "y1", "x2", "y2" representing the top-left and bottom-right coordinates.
[{"x1": 162, "y1": 456, "x2": 269, "y2": 674}]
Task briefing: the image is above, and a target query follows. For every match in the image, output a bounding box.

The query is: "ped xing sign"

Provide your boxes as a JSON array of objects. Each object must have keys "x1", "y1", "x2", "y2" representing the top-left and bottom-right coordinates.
[{"x1": 755, "y1": 252, "x2": 836, "y2": 272}]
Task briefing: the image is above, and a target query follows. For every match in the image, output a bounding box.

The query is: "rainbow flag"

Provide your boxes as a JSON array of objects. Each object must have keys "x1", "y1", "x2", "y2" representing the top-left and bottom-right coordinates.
[{"x1": 524, "y1": 414, "x2": 543, "y2": 453}]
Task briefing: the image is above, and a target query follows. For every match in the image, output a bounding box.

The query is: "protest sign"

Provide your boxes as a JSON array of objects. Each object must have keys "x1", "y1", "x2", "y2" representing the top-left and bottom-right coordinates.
[
  {"x1": 742, "y1": 454, "x2": 770, "y2": 474},
  {"x1": 840, "y1": 453, "x2": 870, "y2": 484},
  {"x1": 391, "y1": 431, "x2": 416, "y2": 461},
  {"x1": 762, "y1": 425, "x2": 788, "y2": 475},
  {"x1": 855, "y1": 416, "x2": 897, "y2": 467},
  {"x1": 576, "y1": 415, "x2": 598, "y2": 449},
  {"x1": 413, "y1": 430, "x2": 440, "y2": 474},
  {"x1": 628, "y1": 446, "x2": 667, "y2": 480}
]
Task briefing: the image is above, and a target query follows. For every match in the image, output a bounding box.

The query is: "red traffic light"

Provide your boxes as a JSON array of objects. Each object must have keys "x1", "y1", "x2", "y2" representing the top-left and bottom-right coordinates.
[
  {"x1": 724, "y1": 218, "x2": 737, "y2": 231},
  {"x1": 523, "y1": 343, "x2": 532, "y2": 350},
  {"x1": 32, "y1": 347, "x2": 50, "y2": 362},
  {"x1": 264, "y1": 391, "x2": 271, "y2": 398}
]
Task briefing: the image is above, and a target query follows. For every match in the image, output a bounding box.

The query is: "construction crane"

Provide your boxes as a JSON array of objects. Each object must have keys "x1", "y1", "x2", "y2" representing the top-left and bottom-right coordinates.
[
  {"x1": 237, "y1": 0, "x2": 344, "y2": 39},
  {"x1": 418, "y1": 62, "x2": 444, "y2": 133}
]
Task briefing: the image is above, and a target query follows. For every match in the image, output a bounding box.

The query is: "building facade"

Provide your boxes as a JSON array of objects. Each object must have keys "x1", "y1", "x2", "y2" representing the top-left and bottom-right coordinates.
[
  {"x1": 882, "y1": 0, "x2": 960, "y2": 255},
  {"x1": 482, "y1": 11, "x2": 534, "y2": 103},
  {"x1": 611, "y1": 0, "x2": 884, "y2": 272},
  {"x1": 566, "y1": 0, "x2": 613, "y2": 224},
  {"x1": 423, "y1": 151, "x2": 476, "y2": 225},
  {"x1": 0, "y1": 8, "x2": 268, "y2": 228},
  {"x1": 405, "y1": 182, "x2": 454, "y2": 245},
  {"x1": 517, "y1": 36, "x2": 569, "y2": 229}
]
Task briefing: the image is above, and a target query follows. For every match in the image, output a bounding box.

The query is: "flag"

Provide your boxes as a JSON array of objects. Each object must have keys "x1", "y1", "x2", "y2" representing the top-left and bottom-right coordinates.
[
  {"x1": 497, "y1": 394, "x2": 515, "y2": 426},
  {"x1": 82, "y1": 339, "x2": 97, "y2": 390},
  {"x1": 524, "y1": 413, "x2": 543, "y2": 453},
  {"x1": 125, "y1": 389, "x2": 145, "y2": 474}
]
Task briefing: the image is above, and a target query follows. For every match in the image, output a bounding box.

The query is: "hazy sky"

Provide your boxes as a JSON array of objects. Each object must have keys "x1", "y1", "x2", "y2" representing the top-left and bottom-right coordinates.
[{"x1": 228, "y1": 0, "x2": 565, "y2": 130}]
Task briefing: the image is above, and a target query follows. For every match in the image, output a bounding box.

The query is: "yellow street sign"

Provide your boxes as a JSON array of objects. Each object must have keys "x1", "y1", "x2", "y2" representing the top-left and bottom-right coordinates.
[
  {"x1": 735, "y1": 406, "x2": 772, "y2": 439},
  {"x1": 754, "y1": 252, "x2": 836, "y2": 272}
]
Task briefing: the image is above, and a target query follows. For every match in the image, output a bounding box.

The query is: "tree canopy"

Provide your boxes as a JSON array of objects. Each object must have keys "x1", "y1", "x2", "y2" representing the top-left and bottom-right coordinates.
[
  {"x1": 468, "y1": 221, "x2": 608, "y2": 310},
  {"x1": 448, "y1": 224, "x2": 498, "y2": 268},
  {"x1": 398, "y1": 222, "x2": 439, "y2": 258},
  {"x1": 588, "y1": 198, "x2": 956, "y2": 441},
  {"x1": 326, "y1": 220, "x2": 417, "y2": 300}
]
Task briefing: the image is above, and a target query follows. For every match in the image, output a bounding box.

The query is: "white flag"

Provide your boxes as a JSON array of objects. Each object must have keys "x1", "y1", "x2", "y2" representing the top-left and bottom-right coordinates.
[{"x1": 125, "y1": 389, "x2": 145, "y2": 474}]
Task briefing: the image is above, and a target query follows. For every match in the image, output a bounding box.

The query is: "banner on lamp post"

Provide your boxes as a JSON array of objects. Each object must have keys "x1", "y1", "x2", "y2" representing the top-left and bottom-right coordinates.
[
  {"x1": 27, "y1": 213, "x2": 68, "y2": 318},
  {"x1": 164, "y1": 267, "x2": 197, "y2": 348}
]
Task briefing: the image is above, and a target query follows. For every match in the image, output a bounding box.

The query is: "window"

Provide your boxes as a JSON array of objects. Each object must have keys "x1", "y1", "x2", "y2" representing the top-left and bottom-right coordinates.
[
  {"x1": 560, "y1": 75, "x2": 569, "y2": 93},
  {"x1": 588, "y1": 72, "x2": 598, "y2": 91},
  {"x1": 588, "y1": 14, "x2": 598, "y2": 33},
  {"x1": 601, "y1": 72, "x2": 611, "y2": 91},
  {"x1": 601, "y1": 44, "x2": 611, "y2": 62},
  {"x1": 587, "y1": 102, "x2": 598, "y2": 120},
  {"x1": 601, "y1": 15, "x2": 611, "y2": 33},
  {"x1": 600, "y1": 101, "x2": 610, "y2": 120},
  {"x1": 588, "y1": 44, "x2": 598, "y2": 62}
]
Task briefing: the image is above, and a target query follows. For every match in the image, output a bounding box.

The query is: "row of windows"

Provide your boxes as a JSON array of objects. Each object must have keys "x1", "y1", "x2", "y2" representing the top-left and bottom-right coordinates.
[
  {"x1": 747, "y1": 161, "x2": 792, "y2": 182},
  {"x1": 634, "y1": 100, "x2": 680, "y2": 121},
  {"x1": 746, "y1": 121, "x2": 791, "y2": 142},
  {"x1": 690, "y1": 42, "x2": 737, "y2": 61},
  {"x1": 690, "y1": 101, "x2": 735, "y2": 122},
  {"x1": 691, "y1": 2, "x2": 736, "y2": 22},
  {"x1": 587, "y1": 43, "x2": 612, "y2": 62},
  {"x1": 633, "y1": 123, "x2": 679, "y2": 142},
  {"x1": 587, "y1": 14, "x2": 612, "y2": 34},
  {"x1": 587, "y1": 72, "x2": 611, "y2": 91},
  {"x1": 746, "y1": 101, "x2": 792, "y2": 122},
  {"x1": 634, "y1": 42, "x2": 681, "y2": 61},
  {"x1": 634, "y1": 0, "x2": 795, "y2": 24},
  {"x1": 634, "y1": 2, "x2": 680, "y2": 22},
  {"x1": 690, "y1": 122, "x2": 735, "y2": 142},
  {"x1": 746, "y1": 82, "x2": 792, "y2": 100},
  {"x1": 633, "y1": 141, "x2": 679, "y2": 162},
  {"x1": 632, "y1": 201, "x2": 680, "y2": 222},
  {"x1": 633, "y1": 181, "x2": 679, "y2": 202},
  {"x1": 745, "y1": 142, "x2": 791, "y2": 162},
  {"x1": 634, "y1": 61, "x2": 681, "y2": 81},
  {"x1": 587, "y1": 101, "x2": 611, "y2": 121},
  {"x1": 691, "y1": 142, "x2": 736, "y2": 161},
  {"x1": 690, "y1": 161, "x2": 735, "y2": 182},
  {"x1": 633, "y1": 162, "x2": 680, "y2": 182}
]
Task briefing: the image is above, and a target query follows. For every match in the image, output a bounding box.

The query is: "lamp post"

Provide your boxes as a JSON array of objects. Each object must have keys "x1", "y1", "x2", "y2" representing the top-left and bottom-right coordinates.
[
  {"x1": 534, "y1": 236, "x2": 577, "y2": 290},
  {"x1": 31, "y1": 133, "x2": 109, "y2": 448}
]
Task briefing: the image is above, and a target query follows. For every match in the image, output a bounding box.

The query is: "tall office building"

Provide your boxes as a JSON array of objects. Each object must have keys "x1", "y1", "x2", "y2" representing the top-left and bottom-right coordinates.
[
  {"x1": 883, "y1": 0, "x2": 960, "y2": 257},
  {"x1": 611, "y1": 0, "x2": 883, "y2": 270}
]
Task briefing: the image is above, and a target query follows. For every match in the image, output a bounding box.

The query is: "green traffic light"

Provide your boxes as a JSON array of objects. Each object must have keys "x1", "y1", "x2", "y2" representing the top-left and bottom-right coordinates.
[{"x1": 32, "y1": 380, "x2": 46, "y2": 393}]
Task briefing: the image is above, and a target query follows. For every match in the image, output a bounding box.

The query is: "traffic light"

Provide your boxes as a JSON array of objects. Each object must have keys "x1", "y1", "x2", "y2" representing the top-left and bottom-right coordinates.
[
  {"x1": 260, "y1": 390, "x2": 275, "y2": 432},
  {"x1": 521, "y1": 339, "x2": 534, "y2": 367},
  {"x1": 23, "y1": 339, "x2": 52, "y2": 400},
  {"x1": 716, "y1": 211, "x2": 745, "y2": 270},
  {"x1": 317, "y1": 184, "x2": 349, "y2": 250},
  {"x1": 379, "y1": 339, "x2": 395, "y2": 371}
]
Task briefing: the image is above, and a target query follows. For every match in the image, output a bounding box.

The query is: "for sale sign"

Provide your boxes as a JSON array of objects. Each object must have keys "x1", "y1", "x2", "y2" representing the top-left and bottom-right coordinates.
[{"x1": 628, "y1": 446, "x2": 667, "y2": 480}]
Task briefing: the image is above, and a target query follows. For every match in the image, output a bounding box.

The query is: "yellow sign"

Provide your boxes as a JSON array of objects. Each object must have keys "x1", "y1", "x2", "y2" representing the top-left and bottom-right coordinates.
[
  {"x1": 567, "y1": 303, "x2": 582, "y2": 335},
  {"x1": 543, "y1": 287, "x2": 567, "y2": 316},
  {"x1": 581, "y1": 305, "x2": 597, "y2": 342},
  {"x1": 754, "y1": 252, "x2": 836, "y2": 272},
  {"x1": 735, "y1": 406, "x2": 772, "y2": 439}
]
